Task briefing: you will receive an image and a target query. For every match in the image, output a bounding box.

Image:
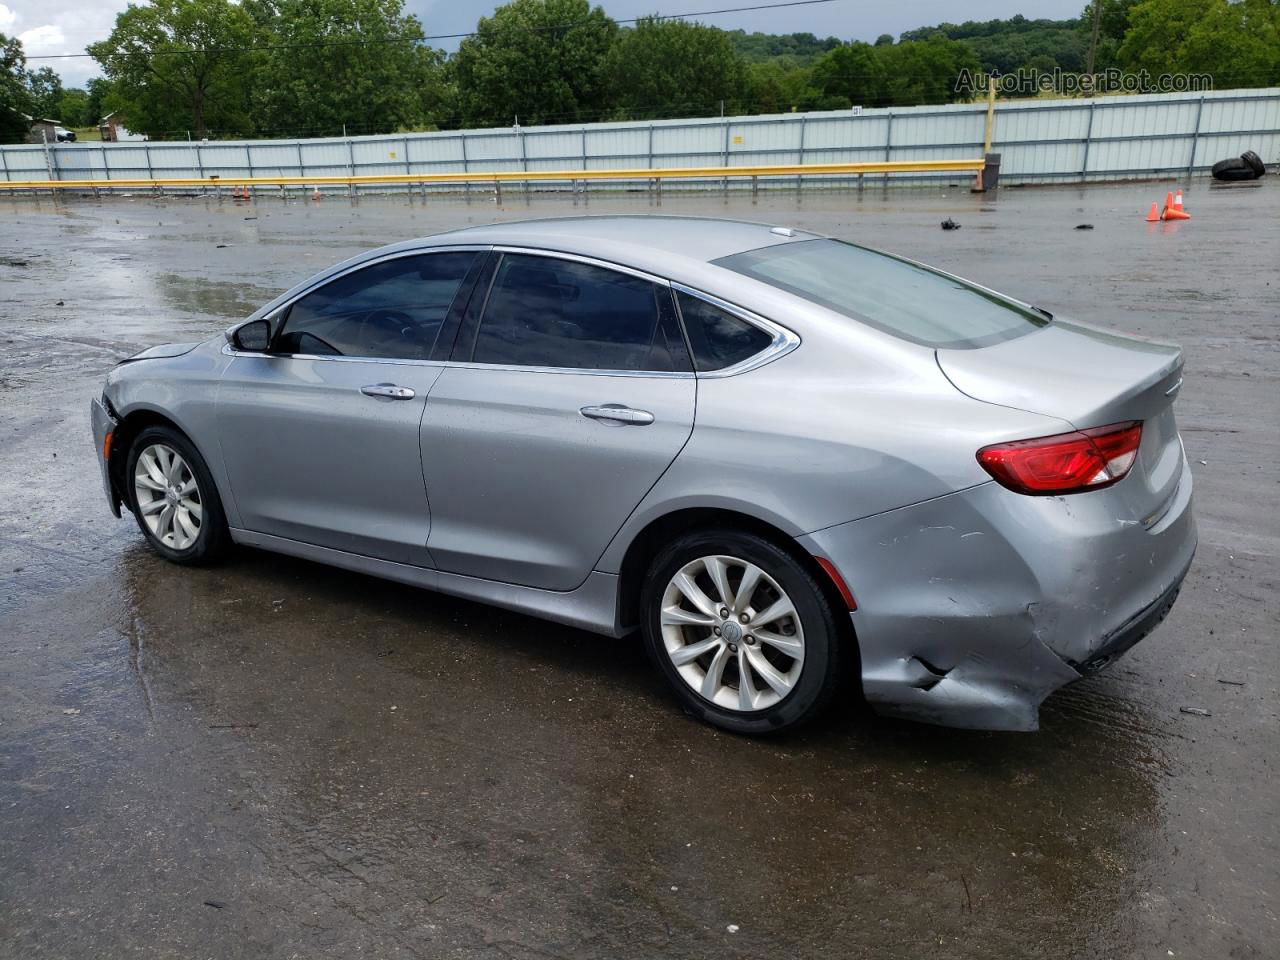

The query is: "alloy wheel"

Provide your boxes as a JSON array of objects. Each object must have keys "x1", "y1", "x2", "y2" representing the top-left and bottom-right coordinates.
[
  {"x1": 660, "y1": 554, "x2": 805, "y2": 712},
  {"x1": 133, "y1": 443, "x2": 203, "y2": 551}
]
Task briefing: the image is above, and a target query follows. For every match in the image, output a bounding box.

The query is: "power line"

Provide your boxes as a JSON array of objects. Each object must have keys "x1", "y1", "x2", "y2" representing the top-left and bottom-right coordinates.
[{"x1": 25, "y1": 0, "x2": 844, "y2": 61}]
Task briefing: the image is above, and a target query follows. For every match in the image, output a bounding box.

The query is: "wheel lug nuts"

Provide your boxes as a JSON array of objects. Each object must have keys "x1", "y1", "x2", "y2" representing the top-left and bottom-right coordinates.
[
  {"x1": 719, "y1": 608, "x2": 729, "y2": 618},
  {"x1": 744, "y1": 635, "x2": 755, "y2": 645},
  {"x1": 739, "y1": 613, "x2": 749, "y2": 623},
  {"x1": 713, "y1": 626, "x2": 721, "y2": 636},
  {"x1": 728, "y1": 643, "x2": 738, "y2": 653}
]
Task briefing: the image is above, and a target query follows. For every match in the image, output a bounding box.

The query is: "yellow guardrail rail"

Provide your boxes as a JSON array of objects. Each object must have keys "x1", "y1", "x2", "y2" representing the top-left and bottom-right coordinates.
[{"x1": 0, "y1": 159, "x2": 984, "y2": 191}]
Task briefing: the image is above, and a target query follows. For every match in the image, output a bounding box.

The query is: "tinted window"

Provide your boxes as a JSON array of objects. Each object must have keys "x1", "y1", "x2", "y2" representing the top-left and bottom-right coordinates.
[
  {"x1": 675, "y1": 291, "x2": 774, "y2": 372},
  {"x1": 275, "y1": 251, "x2": 479, "y2": 360},
  {"x1": 714, "y1": 239, "x2": 1047, "y2": 350},
  {"x1": 471, "y1": 254, "x2": 689, "y2": 372}
]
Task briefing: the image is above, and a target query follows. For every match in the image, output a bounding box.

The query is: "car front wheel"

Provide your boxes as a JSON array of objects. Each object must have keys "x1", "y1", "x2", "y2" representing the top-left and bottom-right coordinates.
[
  {"x1": 126, "y1": 425, "x2": 230, "y2": 565},
  {"x1": 641, "y1": 529, "x2": 846, "y2": 735}
]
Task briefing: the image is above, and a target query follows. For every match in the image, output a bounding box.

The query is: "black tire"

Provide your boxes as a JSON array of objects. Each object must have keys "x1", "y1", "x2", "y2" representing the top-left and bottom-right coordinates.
[
  {"x1": 1211, "y1": 157, "x2": 1258, "y2": 181},
  {"x1": 640, "y1": 529, "x2": 846, "y2": 736},
  {"x1": 1241, "y1": 150, "x2": 1266, "y2": 178},
  {"x1": 125, "y1": 424, "x2": 231, "y2": 565}
]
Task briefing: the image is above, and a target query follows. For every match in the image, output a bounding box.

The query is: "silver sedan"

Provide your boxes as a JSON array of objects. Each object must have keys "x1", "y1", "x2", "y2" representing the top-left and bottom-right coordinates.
[{"x1": 90, "y1": 217, "x2": 1196, "y2": 734}]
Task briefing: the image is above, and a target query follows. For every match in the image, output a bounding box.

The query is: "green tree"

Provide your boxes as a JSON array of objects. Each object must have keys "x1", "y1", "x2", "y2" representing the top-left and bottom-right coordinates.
[
  {"x1": 89, "y1": 0, "x2": 263, "y2": 138},
  {"x1": 26, "y1": 66, "x2": 63, "y2": 118},
  {"x1": 602, "y1": 17, "x2": 747, "y2": 119},
  {"x1": 746, "y1": 60, "x2": 824, "y2": 113},
  {"x1": 1117, "y1": 0, "x2": 1280, "y2": 89},
  {"x1": 811, "y1": 42, "x2": 888, "y2": 107},
  {"x1": 450, "y1": 0, "x2": 617, "y2": 126},
  {"x1": 877, "y1": 37, "x2": 982, "y2": 105},
  {"x1": 247, "y1": 0, "x2": 446, "y2": 136},
  {"x1": 83, "y1": 77, "x2": 116, "y2": 127},
  {"x1": 58, "y1": 88, "x2": 91, "y2": 127},
  {"x1": 0, "y1": 33, "x2": 32, "y2": 142}
]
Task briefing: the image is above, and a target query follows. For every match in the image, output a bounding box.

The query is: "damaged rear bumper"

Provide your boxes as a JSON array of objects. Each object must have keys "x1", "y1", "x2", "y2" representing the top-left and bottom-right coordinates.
[{"x1": 799, "y1": 460, "x2": 1196, "y2": 732}]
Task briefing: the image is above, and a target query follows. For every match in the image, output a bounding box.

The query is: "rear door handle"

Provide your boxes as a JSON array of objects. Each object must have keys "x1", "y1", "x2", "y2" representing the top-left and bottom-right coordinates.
[
  {"x1": 361, "y1": 383, "x2": 416, "y2": 400},
  {"x1": 580, "y1": 404, "x2": 655, "y2": 426}
]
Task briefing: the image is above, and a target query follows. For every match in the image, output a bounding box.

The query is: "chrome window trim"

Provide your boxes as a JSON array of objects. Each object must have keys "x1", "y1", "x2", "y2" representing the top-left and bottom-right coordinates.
[
  {"x1": 224, "y1": 244, "x2": 492, "y2": 353},
  {"x1": 490, "y1": 245, "x2": 672, "y2": 288},
  {"x1": 670, "y1": 282, "x2": 801, "y2": 378},
  {"x1": 223, "y1": 244, "x2": 797, "y2": 379}
]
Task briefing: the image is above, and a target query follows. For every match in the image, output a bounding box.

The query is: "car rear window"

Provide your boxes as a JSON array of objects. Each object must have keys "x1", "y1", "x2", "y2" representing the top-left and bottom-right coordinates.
[{"x1": 714, "y1": 238, "x2": 1048, "y2": 349}]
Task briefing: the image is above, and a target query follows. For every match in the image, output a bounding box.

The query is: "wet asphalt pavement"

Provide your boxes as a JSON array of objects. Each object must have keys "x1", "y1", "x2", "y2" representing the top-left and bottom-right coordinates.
[{"x1": 1, "y1": 181, "x2": 1277, "y2": 959}]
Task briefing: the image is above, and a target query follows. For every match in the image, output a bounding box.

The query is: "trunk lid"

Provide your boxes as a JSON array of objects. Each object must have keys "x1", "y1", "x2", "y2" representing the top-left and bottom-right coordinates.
[{"x1": 937, "y1": 320, "x2": 1186, "y2": 518}]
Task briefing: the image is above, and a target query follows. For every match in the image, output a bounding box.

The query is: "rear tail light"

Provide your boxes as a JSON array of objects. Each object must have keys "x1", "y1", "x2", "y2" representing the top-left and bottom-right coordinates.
[{"x1": 977, "y1": 421, "x2": 1143, "y2": 495}]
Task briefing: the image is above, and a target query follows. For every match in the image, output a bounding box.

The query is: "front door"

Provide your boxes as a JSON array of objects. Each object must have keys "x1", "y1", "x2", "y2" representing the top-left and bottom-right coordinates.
[
  {"x1": 217, "y1": 249, "x2": 483, "y2": 564},
  {"x1": 422, "y1": 251, "x2": 696, "y2": 591}
]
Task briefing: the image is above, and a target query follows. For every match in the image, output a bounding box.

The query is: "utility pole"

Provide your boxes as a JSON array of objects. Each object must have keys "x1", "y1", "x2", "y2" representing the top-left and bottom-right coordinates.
[{"x1": 1086, "y1": 0, "x2": 1104, "y2": 77}]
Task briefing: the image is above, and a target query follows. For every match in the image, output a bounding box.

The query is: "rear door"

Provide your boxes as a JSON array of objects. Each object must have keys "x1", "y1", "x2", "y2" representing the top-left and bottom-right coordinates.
[
  {"x1": 217, "y1": 249, "x2": 484, "y2": 564},
  {"x1": 421, "y1": 250, "x2": 695, "y2": 591}
]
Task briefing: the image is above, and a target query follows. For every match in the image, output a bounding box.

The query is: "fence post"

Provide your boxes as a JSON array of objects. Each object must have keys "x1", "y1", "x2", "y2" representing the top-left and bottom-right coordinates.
[
  {"x1": 722, "y1": 116, "x2": 730, "y2": 194},
  {"x1": 1187, "y1": 94, "x2": 1205, "y2": 181},
  {"x1": 1081, "y1": 100, "x2": 1095, "y2": 182},
  {"x1": 41, "y1": 129, "x2": 57, "y2": 188},
  {"x1": 884, "y1": 111, "x2": 893, "y2": 183},
  {"x1": 581, "y1": 126, "x2": 587, "y2": 171},
  {"x1": 243, "y1": 143, "x2": 252, "y2": 197},
  {"x1": 347, "y1": 135, "x2": 356, "y2": 199},
  {"x1": 796, "y1": 114, "x2": 806, "y2": 192},
  {"x1": 520, "y1": 126, "x2": 529, "y2": 197},
  {"x1": 460, "y1": 132, "x2": 469, "y2": 201},
  {"x1": 194, "y1": 139, "x2": 203, "y2": 192},
  {"x1": 295, "y1": 140, "x2": 304, "y2": 198}
]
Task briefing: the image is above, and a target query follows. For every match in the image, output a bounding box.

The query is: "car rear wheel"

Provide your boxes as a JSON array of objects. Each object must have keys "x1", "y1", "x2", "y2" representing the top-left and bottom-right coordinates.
[
  {"x1": 126, "y1": 425, "x2": 230, "y2": 565},
  {"x1": 641, "y1": 529, "x2": 845, "y2": 735}
]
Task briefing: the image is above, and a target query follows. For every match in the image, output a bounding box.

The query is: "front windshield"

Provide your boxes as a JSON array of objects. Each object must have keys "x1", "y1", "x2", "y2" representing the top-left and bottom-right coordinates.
[{"x1": 714, "y1": 239, "x2": 1048, "y2": 349}]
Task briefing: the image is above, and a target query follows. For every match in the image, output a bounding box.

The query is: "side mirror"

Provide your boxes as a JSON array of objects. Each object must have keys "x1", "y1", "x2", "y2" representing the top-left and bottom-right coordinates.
[{"x1": 232, "y1": 319, "x2": 271, "y2": 352}]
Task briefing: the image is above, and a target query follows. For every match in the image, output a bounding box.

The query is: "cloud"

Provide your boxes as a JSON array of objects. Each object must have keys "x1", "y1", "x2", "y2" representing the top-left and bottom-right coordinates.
[
  {"x1": 18, "y1": 23, "x2": 66, "y2": 53},
  {"x1": 0, "y1": 5, "x2": 18, "y2": 31}
]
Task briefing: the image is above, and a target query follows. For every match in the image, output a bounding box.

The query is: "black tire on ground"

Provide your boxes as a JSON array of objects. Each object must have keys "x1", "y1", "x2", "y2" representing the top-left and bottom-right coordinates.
[
  {"x1": 1211, "y1": 157, "x2": 1258, "y2": 181},
  {"x1": 640, "y1": 528, "x2": 847, "y2": 736},
  {"x1": 125, "y1": 424, "x2": 231, "y2": 565},
  {"x1": 1241, "y1": 150, "x2": 1266, "y2": 177}
]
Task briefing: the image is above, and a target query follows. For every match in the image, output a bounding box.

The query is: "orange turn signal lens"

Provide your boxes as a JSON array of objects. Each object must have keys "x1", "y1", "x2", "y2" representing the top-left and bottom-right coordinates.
[{"x1": 102, "y1": 430, "x2": 114, "y2": 462}]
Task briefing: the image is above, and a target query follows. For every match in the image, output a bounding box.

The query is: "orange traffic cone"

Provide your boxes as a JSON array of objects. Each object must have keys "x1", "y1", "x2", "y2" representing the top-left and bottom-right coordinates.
[
  {"x1": 1174, "y1": 189, "x2": 1184, "y2": 211},
  {"x1": 311, "y1": 187, "x2": 321, "y2": 201},
  {"x1": 1145, "y1": 201, "x2": 1160, "y2": 222},
  {"x1": 1163, "y1": 206, "x2": 1191, "y2": 221}
]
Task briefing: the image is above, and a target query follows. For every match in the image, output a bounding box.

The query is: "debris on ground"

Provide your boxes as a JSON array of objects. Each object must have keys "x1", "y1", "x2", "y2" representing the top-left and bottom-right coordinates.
[
  {"x1": 940, "y1": 217, "x2": 961, "y2": 230},
  {"x1": 62, "y1": 708, "x2": 80, "y2": 716},
  {"x1": 1074, "y1": 224, "x2": 1094, "y2": 230},
  {"x1": 203, "y1": 900, "x2": 226, "y2": 909},
  {"x1": 1216, "y1": 678, "x2": 1246, "y2": 686},
  {"x1": 1212, "y1": 150, "x2": 1266, "y2": 182},
  {"x1": 727, "y1": 924, "x2": 740, "y2": 933},
  {"x1": 1180, "y1": 707, "x2": 1212, "y2": 717}
]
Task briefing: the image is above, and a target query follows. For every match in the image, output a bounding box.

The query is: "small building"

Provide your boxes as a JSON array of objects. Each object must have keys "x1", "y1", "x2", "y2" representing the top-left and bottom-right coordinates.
[
  {"x1": 99, "y1": 111, "x2": 145, "y2": 142},
  {"x1": 24, "y1": 117, "x2": 62, "y2": 144}
]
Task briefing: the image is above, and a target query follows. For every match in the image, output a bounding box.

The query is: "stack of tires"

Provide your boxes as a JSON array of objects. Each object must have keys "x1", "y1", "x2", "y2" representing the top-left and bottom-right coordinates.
[{"x1": 1212, "y1": 150, "x2": 1267, "y2": 181}]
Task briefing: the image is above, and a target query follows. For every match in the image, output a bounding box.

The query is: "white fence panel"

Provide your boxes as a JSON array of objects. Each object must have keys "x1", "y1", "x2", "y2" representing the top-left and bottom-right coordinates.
[{"x1": 2, "y1": 87, "x2": 1276, "y2": 189}]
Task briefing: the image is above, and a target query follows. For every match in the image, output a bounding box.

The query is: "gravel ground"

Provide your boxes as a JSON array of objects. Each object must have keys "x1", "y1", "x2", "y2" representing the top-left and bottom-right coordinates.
[{"x1": 1, "y1": 180, "x2": 1276, "y2": 959}]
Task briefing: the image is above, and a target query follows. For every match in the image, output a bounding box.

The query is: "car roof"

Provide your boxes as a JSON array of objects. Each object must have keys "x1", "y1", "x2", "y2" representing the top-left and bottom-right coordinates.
[{"x1": 413, "y1": 216, "x2": 825, "y2": 280}]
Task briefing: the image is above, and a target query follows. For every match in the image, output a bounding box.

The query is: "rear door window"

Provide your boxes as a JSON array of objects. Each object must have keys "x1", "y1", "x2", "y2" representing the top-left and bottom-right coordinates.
[
  {"x1": 468, "y1": 253, "x2": 690, "y2": 373},
  {"x1": 275, "y1": 251, "x2": 479, "y2": 360},
  {"x1": 714, "y1": 238, "x2": 1047, "y2": 349}
]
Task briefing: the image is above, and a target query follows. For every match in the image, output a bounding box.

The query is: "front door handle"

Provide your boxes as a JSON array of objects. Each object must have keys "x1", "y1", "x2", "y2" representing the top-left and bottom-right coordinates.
[
  {"x1": 361, "y1": 383, "x2": 416, "y2": 400},
  {"x1": 580, "y1": 403, "x2": 655, "y2": 426}
]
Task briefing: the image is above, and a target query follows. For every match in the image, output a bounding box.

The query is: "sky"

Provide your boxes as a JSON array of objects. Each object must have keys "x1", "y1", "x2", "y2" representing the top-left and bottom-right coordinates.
[{"x1": 3, "y1": 0, "x2": 1088, "y2": 89}]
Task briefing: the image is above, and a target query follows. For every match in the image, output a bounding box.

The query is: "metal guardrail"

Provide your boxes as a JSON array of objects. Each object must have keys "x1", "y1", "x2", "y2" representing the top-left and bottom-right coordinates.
[{"x1": 0, "y1": 158, "x2": 985, "y2": 192}]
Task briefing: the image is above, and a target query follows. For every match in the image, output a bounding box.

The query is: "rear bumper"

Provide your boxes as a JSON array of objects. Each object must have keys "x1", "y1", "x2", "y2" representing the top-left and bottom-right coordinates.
[
  {"x1": 799, "y1": 458, "x2": 1197, "y2": 732},
  {"x1": 90, "y1": 396, "x2": 122, "y2": 518}
]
